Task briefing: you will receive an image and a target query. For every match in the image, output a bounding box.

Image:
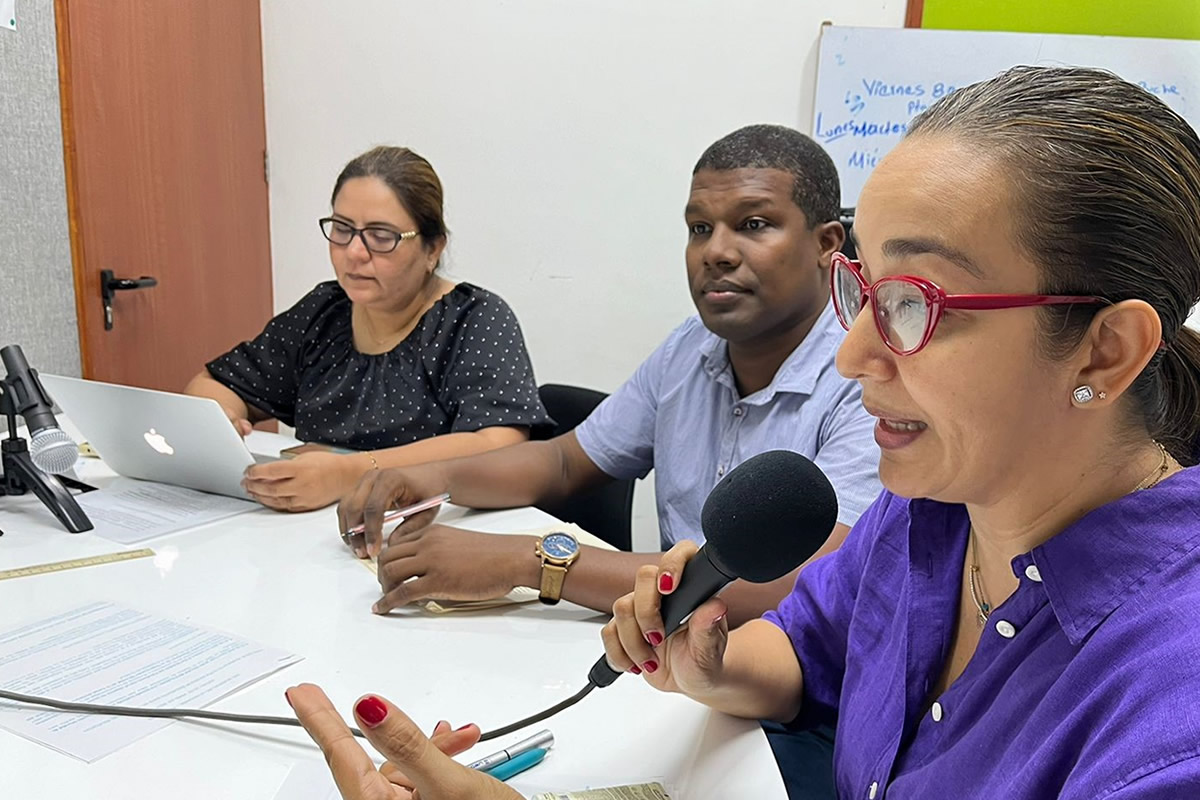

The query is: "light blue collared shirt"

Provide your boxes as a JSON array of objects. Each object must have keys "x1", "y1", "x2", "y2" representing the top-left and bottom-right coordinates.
[{"x1": 575, "y1": 302, "x2": 882, "y2": 547}]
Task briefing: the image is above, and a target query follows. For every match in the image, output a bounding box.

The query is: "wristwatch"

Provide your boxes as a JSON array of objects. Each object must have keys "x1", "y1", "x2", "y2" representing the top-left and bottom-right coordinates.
[{"x1": 534, "y1": 531, "x2": 581, "y2": 605}]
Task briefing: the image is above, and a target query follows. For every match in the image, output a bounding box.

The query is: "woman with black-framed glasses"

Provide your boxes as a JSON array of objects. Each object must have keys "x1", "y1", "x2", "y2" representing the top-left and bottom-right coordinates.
[
  {"x1": 185, "y1": 146, "x2": 551, "y2": 512},
  {"x1": 598, "y1": 66, "x2": 1200, "y2": 800}
]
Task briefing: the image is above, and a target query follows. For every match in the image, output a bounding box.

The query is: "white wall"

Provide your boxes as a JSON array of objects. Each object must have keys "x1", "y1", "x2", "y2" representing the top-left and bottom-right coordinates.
[{"x1": 259, "y1": 1, "x2": 906, "y2": 548}]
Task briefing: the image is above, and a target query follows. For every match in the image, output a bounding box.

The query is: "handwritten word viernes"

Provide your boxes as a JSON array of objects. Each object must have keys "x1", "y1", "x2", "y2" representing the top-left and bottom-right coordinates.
[
  {"x1": 862, "y1": 80, "x2": 924, "y2": 97},
  {"x1": 859, "y1": 80, "x2": 959, "y2": 101}
]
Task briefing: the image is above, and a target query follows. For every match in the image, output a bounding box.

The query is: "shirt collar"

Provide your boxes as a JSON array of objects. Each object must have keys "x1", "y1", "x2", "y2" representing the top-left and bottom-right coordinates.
[
  {"x1": 910, "y1": 466, "x2": 1200, "y2": 646},
  {"x1": 1035, "y1": 466, "x2": 1200, "y2": 644},
  {"x1": 697, "y1": 301, "x2": 842, "y2": 403}
]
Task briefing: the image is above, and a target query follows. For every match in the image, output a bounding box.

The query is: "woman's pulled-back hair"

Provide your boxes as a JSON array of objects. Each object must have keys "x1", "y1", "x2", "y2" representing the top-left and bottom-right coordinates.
[
  {"x1": 332, "y1": 146, "x2": 448, "y2": 249},
  {"x1": 909, "y1": 66, "x2": 1200, "y2": 464}
]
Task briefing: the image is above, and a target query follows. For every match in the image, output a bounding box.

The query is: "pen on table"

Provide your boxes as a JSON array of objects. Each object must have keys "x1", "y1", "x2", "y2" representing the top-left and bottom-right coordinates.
[
  {"x1": 344, "y1": 492, "x2": 451, "y2": 537},
  {"x1": 484, "y1": 748, "x2": 548, "y2": 782},
  {"x1": 466, "y1": 728, "x2": 554, "y2": 771}
]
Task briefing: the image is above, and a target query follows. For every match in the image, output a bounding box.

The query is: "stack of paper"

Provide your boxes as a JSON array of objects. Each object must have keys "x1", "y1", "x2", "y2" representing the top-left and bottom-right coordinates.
[
  {"x1": 273, "y1": 762, "x2": 673, "y2": 800},
  {"x1": 0, "y1": 601, "x2": 302, "y2": 761},
  {"x1": 533, "y1": 785, "x2": 672, "y2": 800},
  {"x1": 75, "y1": 478, "x2": 259, "y2": 544}
]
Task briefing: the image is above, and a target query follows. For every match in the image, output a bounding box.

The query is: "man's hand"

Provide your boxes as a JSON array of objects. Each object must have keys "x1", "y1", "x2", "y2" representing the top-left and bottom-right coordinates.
[
  {"x1": 338, "y1": 468, "x2": 448, "y2": 559},
  {"x1": 373, "y1": 525, "x2": 540, "y2": 614}
]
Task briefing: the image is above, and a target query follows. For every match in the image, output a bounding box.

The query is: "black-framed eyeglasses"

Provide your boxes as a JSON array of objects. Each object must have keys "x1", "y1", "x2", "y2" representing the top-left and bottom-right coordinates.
[{"x1": 318, "y1": 217, "x2": 419, "y2": 254}]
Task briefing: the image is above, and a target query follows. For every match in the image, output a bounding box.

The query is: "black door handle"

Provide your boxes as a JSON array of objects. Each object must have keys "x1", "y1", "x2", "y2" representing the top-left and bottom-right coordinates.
[{"x1": 101, "y1": 269, "x2": 159, "y2": 331}]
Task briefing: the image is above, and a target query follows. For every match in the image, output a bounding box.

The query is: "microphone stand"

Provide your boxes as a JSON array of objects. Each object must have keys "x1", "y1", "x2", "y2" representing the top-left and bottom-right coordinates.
[{"x1": 0, "y1": 381, "x2": 93, "y2": 533}]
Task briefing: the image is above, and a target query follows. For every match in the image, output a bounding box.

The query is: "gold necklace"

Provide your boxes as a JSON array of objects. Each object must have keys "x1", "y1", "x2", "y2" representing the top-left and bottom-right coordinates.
[
  {"x1": 1133, "y1": 441, "x2": 1171, "y2": 492},
  {"x1": 967, "y1": 442, "x2": 1172, "y2": 628},
  {"x1": 353, "y1": 306, "x2": 409, "y2": 353},
  {"x1": 967, "y1": 527, "x2": 991, "y2": 627}
]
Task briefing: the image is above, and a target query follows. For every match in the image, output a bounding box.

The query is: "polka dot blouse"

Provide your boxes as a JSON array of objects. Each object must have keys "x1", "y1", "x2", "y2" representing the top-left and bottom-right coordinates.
[{"x1": 206, "y1": 281, "x2": 553, "y2": 450}]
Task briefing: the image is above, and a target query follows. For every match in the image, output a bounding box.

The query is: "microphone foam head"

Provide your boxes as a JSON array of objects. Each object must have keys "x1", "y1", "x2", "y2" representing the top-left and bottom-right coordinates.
[
  {"x1": 30, "y1": 427, "x2": 80, "y2": 474},
  {"x1": 700, "y1": 450, "x2": 839, "y2": 583}
]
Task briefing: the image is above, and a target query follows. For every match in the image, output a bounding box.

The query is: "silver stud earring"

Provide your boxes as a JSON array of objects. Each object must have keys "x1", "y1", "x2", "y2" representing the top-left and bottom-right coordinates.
[{"x1": 1072, "y1": 385, "x2": 1096, "y2": 404}]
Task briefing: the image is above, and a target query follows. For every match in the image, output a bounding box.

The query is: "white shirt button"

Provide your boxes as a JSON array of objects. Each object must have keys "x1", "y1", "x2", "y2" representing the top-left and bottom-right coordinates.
[
  {"x1": 733, "y1": 406, "x2": 744, "y2": 416},
  {"x1": 1025, "y1": 564, "x2": 1043, "y2": 582},
  {"x1": 868, "y1": 781, "x2": 879, "y2": 799},
  {"x1": 931, "y1": 701, "x2": 943, "y2": 722},
  {"x1": 995, "y1": 619, "x2": 1017, "y2": 638},
  {"x1": 717, "y1": 466, "x2": 725, "y2": 477}
]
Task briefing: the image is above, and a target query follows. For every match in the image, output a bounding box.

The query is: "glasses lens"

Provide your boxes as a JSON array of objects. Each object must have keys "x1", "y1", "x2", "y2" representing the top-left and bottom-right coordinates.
[
  {"x1": 321, "y1": 219, "x2": 355, "y2": 245},
  {"x1": 363, "y1": 228, "x2": 401, "y2": 253},
  {"x1": 874, "y1": 279, "x2": 930, "y2": 353},
  {"x1": 832, "y1": 259, "x2": 865, "y2": 330}
]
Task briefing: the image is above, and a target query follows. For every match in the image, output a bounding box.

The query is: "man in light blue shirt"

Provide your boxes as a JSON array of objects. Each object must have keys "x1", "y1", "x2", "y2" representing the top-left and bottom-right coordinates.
[
  {"x1": 576, "y1": 302, "x2": 876, "y2": 548},
  {"x1": 343, "y1": 124, "x2": 882, "y2": 628}
]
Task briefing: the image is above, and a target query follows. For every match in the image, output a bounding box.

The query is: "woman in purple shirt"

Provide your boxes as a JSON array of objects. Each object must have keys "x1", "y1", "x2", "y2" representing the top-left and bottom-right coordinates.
[
  {"x1": 283, "y1": 66, "x2": 1200, "y2": 800},
  {"x1": 598, "y1": 66, "x2": 1200, "y2": 799}
]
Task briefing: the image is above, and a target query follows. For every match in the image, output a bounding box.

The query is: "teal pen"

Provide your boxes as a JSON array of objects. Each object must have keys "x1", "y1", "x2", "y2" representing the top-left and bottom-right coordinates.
[{"x1": 483, "y1": 747, "x2": 547, "y2": 781}]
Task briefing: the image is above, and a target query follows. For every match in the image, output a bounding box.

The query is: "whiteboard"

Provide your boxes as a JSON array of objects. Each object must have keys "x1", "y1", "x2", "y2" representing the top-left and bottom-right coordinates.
[{"x1": 814, "y1": 26, "x2": 1200, "y2": 207}]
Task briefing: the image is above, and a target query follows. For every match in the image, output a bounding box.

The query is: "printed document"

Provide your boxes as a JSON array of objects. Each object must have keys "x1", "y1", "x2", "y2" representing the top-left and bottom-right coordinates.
[
  {"x1": 76, "y1": 478, "x2": 258, "y2": 544},
  {"x1": 0, "y1": 601, "x2": 302, "y2": 761},
  {"x1": 274, "y1": 762, "x2": 673, "y2": 800},
  {"x1": 532, "y1": 784, "x2": 672, "y2": 800}
]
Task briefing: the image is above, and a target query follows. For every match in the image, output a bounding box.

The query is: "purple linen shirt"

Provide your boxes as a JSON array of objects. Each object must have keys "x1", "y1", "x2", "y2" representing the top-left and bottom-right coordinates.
[{"x1": 765, "y1": 467, "x2": 1200, "y2": 799}]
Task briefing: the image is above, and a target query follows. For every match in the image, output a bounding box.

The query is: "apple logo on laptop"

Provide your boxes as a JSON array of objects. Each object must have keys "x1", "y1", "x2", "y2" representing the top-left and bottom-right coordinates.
[{"x1": 143, "y1": 428, "x2": 175, "y2": 456}]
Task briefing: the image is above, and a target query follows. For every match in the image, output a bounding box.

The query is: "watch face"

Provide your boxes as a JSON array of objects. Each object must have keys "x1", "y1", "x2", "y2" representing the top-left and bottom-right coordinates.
[{"x1": 542, "y1": 532, "x2": 579, "y2": 559}]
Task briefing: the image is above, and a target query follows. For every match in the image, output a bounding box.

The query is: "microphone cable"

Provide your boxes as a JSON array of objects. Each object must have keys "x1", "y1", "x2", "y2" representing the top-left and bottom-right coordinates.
[
  {"x1": 0, "y1": 681, "x2": 596, "y2": 743},
  {"x1": 476, "y1": 682, "x2": 594, "y2": 741}
]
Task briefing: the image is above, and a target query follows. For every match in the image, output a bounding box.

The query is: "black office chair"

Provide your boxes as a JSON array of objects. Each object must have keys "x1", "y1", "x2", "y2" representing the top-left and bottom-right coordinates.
[
  {"x1": 533, "y1": 383, "x2": 636, "y2": 551},
  {"x1": 839, "y1": 208, "x2": 857, "y2": 259}
]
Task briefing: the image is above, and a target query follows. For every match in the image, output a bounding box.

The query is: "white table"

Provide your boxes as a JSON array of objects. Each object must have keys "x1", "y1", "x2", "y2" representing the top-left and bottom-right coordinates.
[{"x1": 0, "y1": 432, "x2": 787, "y2": 798}]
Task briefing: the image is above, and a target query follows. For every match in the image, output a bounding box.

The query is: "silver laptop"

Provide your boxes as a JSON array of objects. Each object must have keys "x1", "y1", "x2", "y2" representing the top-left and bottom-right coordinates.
[{"x1": 41, "y1": 375, "x2": 273, "y2": 499}]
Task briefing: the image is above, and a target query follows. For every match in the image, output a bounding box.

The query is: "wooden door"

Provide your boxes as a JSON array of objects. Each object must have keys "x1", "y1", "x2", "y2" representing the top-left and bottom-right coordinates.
[{"x1": 56, "y1": 0, "x2": 273, "y2": 391}]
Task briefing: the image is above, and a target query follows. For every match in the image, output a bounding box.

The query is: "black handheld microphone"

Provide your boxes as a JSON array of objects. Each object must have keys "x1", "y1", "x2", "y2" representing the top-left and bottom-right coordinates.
[
  {"x1": 0, "y1": 345, "x2": 79, "y2": 474},
  {"x1": 588, "y1": 449, "x2": 839, "y2": 688}
]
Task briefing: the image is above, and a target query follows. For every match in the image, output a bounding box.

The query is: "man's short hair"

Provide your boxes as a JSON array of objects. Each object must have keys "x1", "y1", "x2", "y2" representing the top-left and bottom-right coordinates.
[{"x1": 693, "y1": 124, "x2": 841, "y2": 227}]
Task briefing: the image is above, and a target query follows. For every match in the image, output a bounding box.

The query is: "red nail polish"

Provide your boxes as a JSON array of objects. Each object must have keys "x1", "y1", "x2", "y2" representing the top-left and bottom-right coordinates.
[
  {"x1": 355, "y1": 696, "x2": 389, "y2": 727},
  {"x1": 659, "y1": 573, "x2": 674, "y2": 593},
  {"x1": 643, "y1": 660, "x2": 658, "y2": 673},
  {"x1": 630, "y1": 665, "x2": 643, "y2": 675},
  {"x1": 455, "y1": 724, "x2": 474, "y2": 732},
  {"x1": 284, "y1": 690, "x2": 294, "y2": 710},
  {"x1": 646, "y1": 631, "x2": 664, "y2": 647}
]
